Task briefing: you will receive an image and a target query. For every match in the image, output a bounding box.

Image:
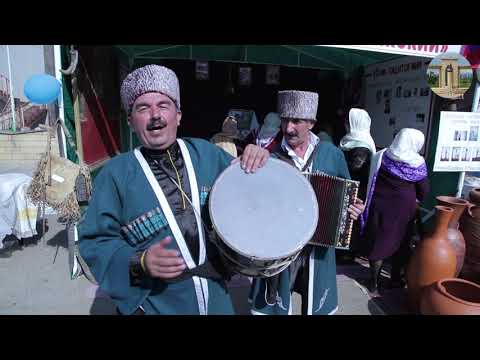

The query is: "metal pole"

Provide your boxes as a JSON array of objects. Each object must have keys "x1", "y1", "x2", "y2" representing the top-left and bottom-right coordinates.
[
  {"x1": 472, "y1": 81, "x2": 480, "y2": 113},
  {"x1": 6, "y1": 45, "x2": 16, "y2": 132},
  {"x1": 447, "y1": 100, "x2": 466, "y2": 198},
  {"x1": 54, "y1": 45, "x2": 68, "y2": 158},
  {"x1": 456, "y1": 171, "x2": 466, "y2": 198},
  {"x1": 70, "y1": 57, "x2": 84, "y2": 163}
]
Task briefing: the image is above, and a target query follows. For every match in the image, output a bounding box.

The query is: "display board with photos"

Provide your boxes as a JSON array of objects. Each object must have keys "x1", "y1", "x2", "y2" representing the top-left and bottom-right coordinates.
[
  {"x1": 433, "y1": 111, "x2": 480, "y2": 172},
  {"x1": 363, "y1": 56, "x2": 434, "y2": 153}
]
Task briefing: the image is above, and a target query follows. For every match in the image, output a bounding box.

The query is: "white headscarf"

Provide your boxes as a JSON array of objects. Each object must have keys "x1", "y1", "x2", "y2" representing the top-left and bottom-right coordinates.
[
  {"x1": 258, "y1": 112, "x2": 281, "y2": 139},
  {"x1": 256, "y1": 112, "x2": 281, "y2": 148},
  {"x1": 339, "y1": 108, "x2": 376, "y2": 154},
  {"x1": 386, "y1": 128, "x2": 425, "y2": 167}
]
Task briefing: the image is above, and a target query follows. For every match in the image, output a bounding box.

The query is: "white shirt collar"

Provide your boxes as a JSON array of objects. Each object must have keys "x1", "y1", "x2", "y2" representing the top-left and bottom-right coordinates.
[{"x1": 281, "y1": 132, "x2": 319, "y2": 171}]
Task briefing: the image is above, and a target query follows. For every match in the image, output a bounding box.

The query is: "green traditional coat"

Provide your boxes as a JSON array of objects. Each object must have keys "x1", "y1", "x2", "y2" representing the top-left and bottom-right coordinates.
[
  {"x1": 79, "y1": 138, "x2": 235, "y2": 315},
  {"x1": 249, "y1": 141, "x2": 351, "y2": 315}
]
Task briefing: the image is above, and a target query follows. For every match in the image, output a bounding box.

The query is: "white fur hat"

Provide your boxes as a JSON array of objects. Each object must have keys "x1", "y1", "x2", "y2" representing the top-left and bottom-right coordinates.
[
  {"x1": 277, "y1": 90, "x2": 318, "y2": 121},
  {"x1": 120, "y1": 64, "x2": 180, "y2": 114}
]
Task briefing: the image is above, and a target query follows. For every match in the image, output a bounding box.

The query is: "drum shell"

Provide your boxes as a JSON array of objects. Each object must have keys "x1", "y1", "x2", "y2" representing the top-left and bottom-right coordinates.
[{"x1": 213, "y1": 234, "x2": 301, "y2": 277}]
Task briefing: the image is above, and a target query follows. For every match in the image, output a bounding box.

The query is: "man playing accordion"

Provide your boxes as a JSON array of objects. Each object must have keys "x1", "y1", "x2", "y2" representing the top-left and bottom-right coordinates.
[{"x1": 249, "y1": 90, "x2": 365, "y2": 315}]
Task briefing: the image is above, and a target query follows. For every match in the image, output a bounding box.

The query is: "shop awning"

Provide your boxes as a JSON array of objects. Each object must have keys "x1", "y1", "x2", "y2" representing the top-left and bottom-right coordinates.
[
  {"x1": 114, "y1": 45, "x2": 404, "y2": 73},
  {"x1": 321, "y1": 45, "x2": 463, "y2": 58}
]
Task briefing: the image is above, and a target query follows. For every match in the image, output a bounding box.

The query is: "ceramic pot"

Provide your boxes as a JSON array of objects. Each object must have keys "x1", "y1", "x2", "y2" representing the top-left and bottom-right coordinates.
[
  {"x1": 436, "y1": 196, "x2": 468, "y2": 276},
  {"x1": 420, "y1": 278, "x2": 480, "y2": 315},
  {"x1": 469, "y1": 188, "x2": 480, "y2": 205},
  {"x1": 459, "y1": 189, "x2": 480, "y2": 283},
  {"x1": 406, "y1": 206, "x2": 457, "y2": 313}
]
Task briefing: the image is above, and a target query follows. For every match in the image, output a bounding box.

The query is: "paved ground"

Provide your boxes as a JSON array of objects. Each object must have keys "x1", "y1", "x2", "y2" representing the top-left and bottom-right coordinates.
[
  {"x1": 0, "y1": 215, "x2": 408, "y2": 315},
  {"x1": 0, "y1": 218, "x2": 117, "y2": 315}
]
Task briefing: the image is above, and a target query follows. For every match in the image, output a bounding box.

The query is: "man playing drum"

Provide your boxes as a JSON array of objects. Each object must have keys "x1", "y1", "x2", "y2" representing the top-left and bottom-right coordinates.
[
  {"x1": 78, "y1": 65, "x2": 270, "y2": 315},
  {"x1": 249, "y1": 90, "x2": 365, "y2": 315}
]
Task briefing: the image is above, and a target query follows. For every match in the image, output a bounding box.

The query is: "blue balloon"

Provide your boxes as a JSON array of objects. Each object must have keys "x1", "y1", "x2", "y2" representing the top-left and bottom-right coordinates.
[{"x1": 24, "y1": 74, "x2": 61, "y2": 105}]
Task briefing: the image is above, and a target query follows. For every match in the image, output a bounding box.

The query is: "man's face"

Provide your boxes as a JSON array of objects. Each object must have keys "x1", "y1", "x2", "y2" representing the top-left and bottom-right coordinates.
[
  {"x1": 129, "y1": 92, "x2": 181, "y2": 150},
  {"x1": 281, "y1": 117, "x2": 314, "y2": 147}
]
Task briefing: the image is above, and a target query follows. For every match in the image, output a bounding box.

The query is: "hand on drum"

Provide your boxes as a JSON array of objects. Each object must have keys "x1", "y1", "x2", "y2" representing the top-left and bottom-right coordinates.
[
  {"x1": 143, "y1": 236, "x2": 187, "y2": 279},
  {"x1": 348, "y1": 198, "x2": 365, "y2": 221},
  {"x1": 231, "y1": 144, "x2": 269, "y2": 173}
]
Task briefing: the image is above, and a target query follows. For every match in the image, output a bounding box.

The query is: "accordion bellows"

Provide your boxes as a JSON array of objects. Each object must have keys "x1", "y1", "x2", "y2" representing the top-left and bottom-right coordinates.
[{"x1": 304, "y1": 172, "x2": 359, "y2": 249}]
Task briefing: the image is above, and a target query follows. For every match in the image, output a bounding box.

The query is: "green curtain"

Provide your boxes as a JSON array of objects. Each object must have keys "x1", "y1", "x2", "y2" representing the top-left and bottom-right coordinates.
[{"x1": 60, "y1": 45, "x2": 79, "y2": 165}]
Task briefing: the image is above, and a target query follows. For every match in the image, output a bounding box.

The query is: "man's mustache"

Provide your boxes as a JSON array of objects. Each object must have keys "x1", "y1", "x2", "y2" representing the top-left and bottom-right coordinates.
[{"x1": 146, "y1": 119, "x2": 167, "y2": 131}]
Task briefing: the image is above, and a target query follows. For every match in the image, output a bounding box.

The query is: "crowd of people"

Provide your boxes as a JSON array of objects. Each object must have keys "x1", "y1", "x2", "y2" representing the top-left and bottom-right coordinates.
[{"x1": 78, "y1": 64, "x2": 429, "y2": 315}]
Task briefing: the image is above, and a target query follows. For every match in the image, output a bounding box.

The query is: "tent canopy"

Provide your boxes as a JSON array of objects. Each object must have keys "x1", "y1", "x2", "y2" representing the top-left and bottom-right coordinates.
[{"x1": 114, "y1": 45, "x2": 401, "y2": 73}]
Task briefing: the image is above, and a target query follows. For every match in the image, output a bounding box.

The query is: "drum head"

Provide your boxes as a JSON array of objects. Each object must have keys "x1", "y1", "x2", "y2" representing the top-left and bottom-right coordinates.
[{"x1": 209, "y1": 158, "x2": 318, "y2": 260}]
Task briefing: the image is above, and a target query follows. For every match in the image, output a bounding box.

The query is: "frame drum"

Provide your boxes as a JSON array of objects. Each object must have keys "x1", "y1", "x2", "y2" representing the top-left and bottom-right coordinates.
[{"x1": 209, "y1": 158, "x2": 318, "y2": 277}]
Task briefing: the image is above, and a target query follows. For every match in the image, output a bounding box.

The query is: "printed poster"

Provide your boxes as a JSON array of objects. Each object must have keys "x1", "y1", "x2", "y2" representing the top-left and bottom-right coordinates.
[
  {"x1": 433, "y1": 111, "x2": 480, "y2": 172},
  {"x1": 364, "y1": 56, "x2": 434, "y2": 153}
]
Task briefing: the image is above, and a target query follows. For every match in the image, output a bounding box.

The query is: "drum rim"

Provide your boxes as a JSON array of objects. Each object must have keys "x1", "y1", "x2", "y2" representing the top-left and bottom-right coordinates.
[{"x1": 209, "y1": 157, "x2": 319, "y2": 261}]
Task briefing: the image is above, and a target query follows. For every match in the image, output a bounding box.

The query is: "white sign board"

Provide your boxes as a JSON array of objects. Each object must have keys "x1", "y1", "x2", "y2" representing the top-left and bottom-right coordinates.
[
  {"x1": 364, "y1": 56, "x2": 433, "y2": 152},
  {"x1": 318, "y1": 45, "x2": 463, "y2": 58},
  {"x1": 433, "y1": 112, "x2": 480, "y2": 172}
]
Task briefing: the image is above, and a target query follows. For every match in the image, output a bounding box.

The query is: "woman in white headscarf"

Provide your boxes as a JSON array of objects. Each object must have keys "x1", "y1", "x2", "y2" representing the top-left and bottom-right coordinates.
[
  {"x1": 339, "y1": 109, "x2": 376, "y2": 260},
  {"x1": 255, "y1": 112, "x2": 282, "y2": 152},
  {"x1": 340, "y1": 108, "x2": 376, "y2": 153},
  {"x1": 360, "y1": 128, "x2": 430, "y2": 295},
  {"x1": 340, "y1": 108, "x2": 376, "y2": 197}
]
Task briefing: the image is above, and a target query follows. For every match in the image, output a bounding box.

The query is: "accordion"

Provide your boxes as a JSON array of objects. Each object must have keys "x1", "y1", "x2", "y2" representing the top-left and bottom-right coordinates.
[{"x1": 303, "y1": 172, "x2": 360, "y2": 249}]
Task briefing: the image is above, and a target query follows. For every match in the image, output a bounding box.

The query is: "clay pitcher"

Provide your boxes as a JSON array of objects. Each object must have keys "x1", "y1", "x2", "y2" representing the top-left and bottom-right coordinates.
[
  {"x1": 459, "y1": 188, "x2": 480, "y2": 283},
  {"x1": 406, "y1": 205, "x2": 457, "y2": 313},
  {"x1": 420, "y1": 278, "x2": 480, "y2": 315},
  {"x1": 436, "y1": 196, "x2": 468, "y2": 276},
  {"x1": 469, "y1": 188, "x2": 480, "y2": 205}
]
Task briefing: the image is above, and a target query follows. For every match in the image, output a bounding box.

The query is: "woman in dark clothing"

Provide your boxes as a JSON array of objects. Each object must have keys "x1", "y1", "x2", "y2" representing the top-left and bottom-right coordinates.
[
  {"x1": 344, "y1": 148, "x2": 371, "y2": 200},
  {"x1": 339, "y1": 109, "x2": 377, "y2": 258},
  {"x1": 361, "y1": 128, "x2": 430, "y2": 295}
]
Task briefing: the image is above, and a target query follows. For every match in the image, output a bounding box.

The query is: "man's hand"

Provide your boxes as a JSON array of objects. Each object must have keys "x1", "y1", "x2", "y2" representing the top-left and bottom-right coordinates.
[
  {"x1": 231, "y1": 144, "x2": 269, "y2": 173},
  {"x1": 348, "y1": 198, "x2": 365, "y2": 221},
  {"x1": 143, "y1": 236, "x2": 186, "y2": 279}
]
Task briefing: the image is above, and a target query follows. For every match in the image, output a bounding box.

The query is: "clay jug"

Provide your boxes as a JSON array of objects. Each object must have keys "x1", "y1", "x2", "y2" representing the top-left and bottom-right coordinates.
[
  {"x1": 459, "y1": 188, "x2": 480, "y2": 283},
  {"x1": 406, "y1": 205, "x2": 457, "y2": 313},
  {"x1": 469, "y1": 188, "x2": 480, "y2": 205},
  {"x1": 420, "y1": 278, "x2": 480, "y2": 315},
  {"x1": 436, "y1": 196, "x2": 468, "y2": 276}
]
